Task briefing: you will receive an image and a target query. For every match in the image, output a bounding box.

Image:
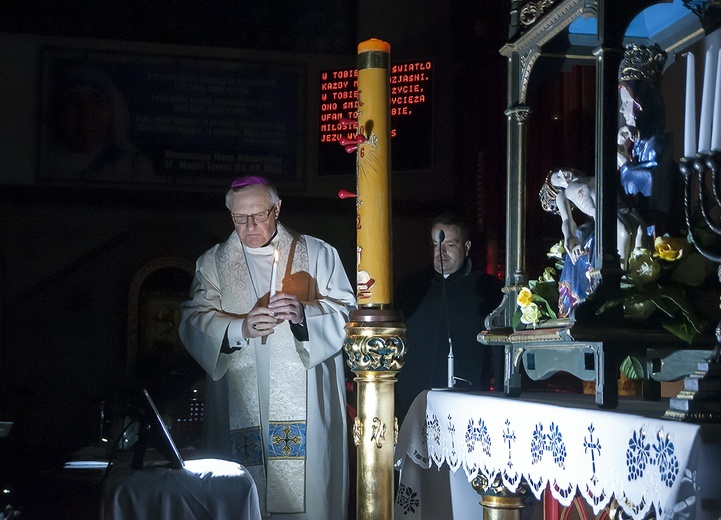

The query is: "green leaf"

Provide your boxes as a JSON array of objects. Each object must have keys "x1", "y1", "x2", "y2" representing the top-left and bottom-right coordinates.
[
  {"x1": 532, "y1": 294, "x2": 558, "y2": 320},
  {"x1": 595, "y1": 298, "x2": 623, "y2": 315},
  {"x1": 661, "y1": 322, "x2": 695, "y2": 344},
  {"x1": 643, "y1": 286, "x2": 704, "y2": 336},
  {"x1": 620, "y1": 355, "x2": 644, "y2": 380},
  {"x1": 533, "y1": 282, "x2": 559, "y2": 307},
  {"x1": 512, "y1": 310, "x2": 521, "y2": 330},
  {"x1": 660, "y1": 310, "x2": 703, "y2": 343}
]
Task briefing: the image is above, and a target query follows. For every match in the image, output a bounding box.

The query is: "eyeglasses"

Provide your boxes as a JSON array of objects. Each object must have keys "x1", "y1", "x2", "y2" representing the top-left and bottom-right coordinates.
[{"x1": 230, "y1": 207, "x2": 275, "y2": 225}]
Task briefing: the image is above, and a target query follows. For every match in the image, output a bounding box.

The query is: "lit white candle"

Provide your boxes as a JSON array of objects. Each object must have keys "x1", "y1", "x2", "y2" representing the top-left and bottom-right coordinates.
[
  {"x1": 685, "y1": 51, "x2": 697, "y2": 158},
  {"x1": 269, "y1": 248, "x2": 279, "y2": 297},
  {"x1": 713, "y1": 49, "x2": 721, "y2": 151},
  {"x1": 699, "y1": 46, "x2": 715, "y2": 153}
]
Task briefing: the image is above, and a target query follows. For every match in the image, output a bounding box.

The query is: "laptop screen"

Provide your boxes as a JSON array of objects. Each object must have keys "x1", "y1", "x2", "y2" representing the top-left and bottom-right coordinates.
[{"x1": 134, "y1": 389, "x2": 184, "y2": 470}]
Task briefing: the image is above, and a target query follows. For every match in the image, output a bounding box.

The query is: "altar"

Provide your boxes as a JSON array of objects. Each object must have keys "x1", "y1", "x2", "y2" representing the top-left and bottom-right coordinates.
[{"x1": 394, "y1": 390, "x2": 721, "y2": 519}]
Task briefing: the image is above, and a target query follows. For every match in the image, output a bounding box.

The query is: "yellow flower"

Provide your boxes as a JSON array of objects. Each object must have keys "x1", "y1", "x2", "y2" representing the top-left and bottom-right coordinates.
[
  {"x1": 654, "y1": 235, "x2": 687, "y2": 261},
  {"x1": 626, "y1": 247, "x2": 660, "y2": 285},
  {"x1": 520, "y1": 303, "x2": 543, "y2": 325},
  {"x1": 516, "y1": 287, "x2": 534, "y2": 308}
]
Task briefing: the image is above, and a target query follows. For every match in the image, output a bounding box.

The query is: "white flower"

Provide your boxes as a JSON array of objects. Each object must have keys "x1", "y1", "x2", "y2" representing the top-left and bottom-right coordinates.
[
  {"x1": 626, "y1": 247, "x2": 660, "y2": 285},
  {"x1": 520, "y1": 303, "x2": 542, "y2": 325},
  {"x1": 546, "y1": 241, "x2": 565, "y2": 260},
  {"x1": 540, "y1": 267, "x2": 557, "y2": 283}
]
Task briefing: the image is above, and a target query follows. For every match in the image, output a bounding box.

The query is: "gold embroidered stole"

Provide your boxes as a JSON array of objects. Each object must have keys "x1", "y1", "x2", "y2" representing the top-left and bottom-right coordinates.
[{"x1": 216, "y1": 224, "x2": 310, "y2": 513}]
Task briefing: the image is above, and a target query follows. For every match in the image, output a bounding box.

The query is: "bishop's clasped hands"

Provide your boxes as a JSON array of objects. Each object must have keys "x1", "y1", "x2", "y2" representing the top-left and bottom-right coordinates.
[{"x1": 244, "y1": 292, "x2": 304, "y2": 339}]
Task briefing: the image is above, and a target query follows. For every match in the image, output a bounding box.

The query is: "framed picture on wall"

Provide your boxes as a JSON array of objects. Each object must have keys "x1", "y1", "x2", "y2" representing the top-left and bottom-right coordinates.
[{"x1": 39, "y1": 47, "x2": 307, "y2": 188}]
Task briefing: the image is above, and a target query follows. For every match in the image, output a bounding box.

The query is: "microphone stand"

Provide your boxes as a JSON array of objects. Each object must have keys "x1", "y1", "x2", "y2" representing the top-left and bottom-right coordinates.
[{"x1": 436, "y1": 230, "x2": 455, "y2": 388}]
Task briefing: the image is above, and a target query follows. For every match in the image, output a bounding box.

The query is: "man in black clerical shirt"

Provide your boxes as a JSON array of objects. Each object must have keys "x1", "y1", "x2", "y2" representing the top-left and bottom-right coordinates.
[{"x1": 394, "y1": 213, "x2": 503, "y2": 424}]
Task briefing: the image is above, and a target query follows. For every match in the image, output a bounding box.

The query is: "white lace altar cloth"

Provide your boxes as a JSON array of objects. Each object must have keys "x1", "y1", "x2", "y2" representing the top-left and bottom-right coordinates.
[{"x1": 394, "y1": 390, "x2": 721, "y2": 520}]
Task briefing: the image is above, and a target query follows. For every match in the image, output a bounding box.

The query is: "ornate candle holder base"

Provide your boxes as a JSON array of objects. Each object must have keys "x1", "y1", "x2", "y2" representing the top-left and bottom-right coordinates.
[
  {"x1": 664, "y1": 350, "x2": 721, "y2": 423},
  {"x1": 471, "y1": 474, "x2": 531, "y2": 520},
  {"x1": 343, "y1": 308, "x2": 406, "y2": 520}
]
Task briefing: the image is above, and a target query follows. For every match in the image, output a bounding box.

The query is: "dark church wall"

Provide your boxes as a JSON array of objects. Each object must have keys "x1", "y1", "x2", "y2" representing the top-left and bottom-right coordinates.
[
  {"x1": 0, "y1": 2, "x2": 508, "y2": 487},
  {"x1": 0, "y1": 186, "x2": 361, "y2": 453}
]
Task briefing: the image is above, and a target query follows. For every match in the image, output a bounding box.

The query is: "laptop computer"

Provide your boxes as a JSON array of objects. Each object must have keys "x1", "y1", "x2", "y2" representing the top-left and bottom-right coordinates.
[{"x1": 131, "y1": 389, "x2": 184, "y2": 470}]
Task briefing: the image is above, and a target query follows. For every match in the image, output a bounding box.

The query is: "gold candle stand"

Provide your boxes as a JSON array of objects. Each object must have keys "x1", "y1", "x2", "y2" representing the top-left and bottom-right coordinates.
[
  {"x1": 472, "y1": 474, "x2": 531, "y2": 520},
  {"x1": 344, "y1": 309, "x2": 406, "y2": 520}
]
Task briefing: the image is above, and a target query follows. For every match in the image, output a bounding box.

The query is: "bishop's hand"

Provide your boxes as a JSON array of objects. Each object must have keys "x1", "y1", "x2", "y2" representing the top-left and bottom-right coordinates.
[
  {"x1": 242, "y1": 307, "x2": 278, "y2": 339},
  {"x1": 268, "y1": 292, "x2": 305, "y2": 325}
]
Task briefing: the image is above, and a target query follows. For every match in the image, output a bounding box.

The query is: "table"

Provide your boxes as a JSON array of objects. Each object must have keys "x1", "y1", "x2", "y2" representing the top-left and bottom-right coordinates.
[
  {"x1": 100, "y1": 458, "x2": 262, "y2": 520},
  {"x1": 394, "y1": 390, "x2": 721, "y2": 519}
]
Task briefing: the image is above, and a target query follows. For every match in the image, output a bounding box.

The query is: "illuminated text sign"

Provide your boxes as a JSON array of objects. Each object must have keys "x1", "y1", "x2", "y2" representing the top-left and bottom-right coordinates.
[{"x1": 318, "y1": 59, "x2": 433, "y2": 174}]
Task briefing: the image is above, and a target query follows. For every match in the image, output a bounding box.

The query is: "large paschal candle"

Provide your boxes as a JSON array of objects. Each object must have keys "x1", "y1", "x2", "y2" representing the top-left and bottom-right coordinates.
[{"x1": 356, "y1": 38, "x2": 392, "y2": 308}]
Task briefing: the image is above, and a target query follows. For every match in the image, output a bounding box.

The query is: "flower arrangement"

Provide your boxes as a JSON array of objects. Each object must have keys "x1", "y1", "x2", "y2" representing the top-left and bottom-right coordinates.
[
  {"x1": 598, "y1": 235, "x2": 708, "y2": 343},
  {"x1": 512, "y1": 242, "x2": 563, "y2": 329},
  {"x1": 515, "y1": 236, "x2": 715, "y2": 379},
  {"x1": 599, "y1": 234, "x2": 713, "y2": 379}
]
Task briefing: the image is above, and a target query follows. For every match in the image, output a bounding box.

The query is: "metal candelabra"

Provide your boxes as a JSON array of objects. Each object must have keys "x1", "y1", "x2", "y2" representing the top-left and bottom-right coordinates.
[
  {"x1": 681, "y1": 153, "x2": 721, "y2": 361},
  {"x1": 664, "y1": 154, "x2": 721, "y2": 422}
]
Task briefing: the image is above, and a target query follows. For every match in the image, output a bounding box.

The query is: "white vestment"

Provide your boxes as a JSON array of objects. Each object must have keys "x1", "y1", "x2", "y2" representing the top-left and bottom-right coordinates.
[{"x1": 179, "y1": 223, "x2": 355, "y2": 520}]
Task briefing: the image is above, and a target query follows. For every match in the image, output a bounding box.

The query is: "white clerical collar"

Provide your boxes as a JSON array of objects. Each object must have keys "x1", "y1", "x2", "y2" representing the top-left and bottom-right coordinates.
[{"x1": 245, "y1": 241, "x2": 276, "y2": 256}]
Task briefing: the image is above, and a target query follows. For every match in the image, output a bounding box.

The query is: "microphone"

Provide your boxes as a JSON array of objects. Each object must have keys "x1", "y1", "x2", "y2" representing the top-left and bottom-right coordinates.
[
  {"x1": 435, "y1": 229, "x2": 445, "y2": 276},
  {"x1": 434, "y1": 228, "x2": 455, "y2": 388},
  {"x1": 447, "y1": 341, "x2": 455, "y2": 388}
]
